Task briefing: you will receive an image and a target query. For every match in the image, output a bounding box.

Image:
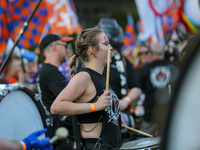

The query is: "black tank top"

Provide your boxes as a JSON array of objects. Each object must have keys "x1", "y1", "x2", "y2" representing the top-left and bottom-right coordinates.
[
  {"x1": 73, "y1": 68, "x2": 122, "y2": 149},
  {"x1": 77, "y1": 68, "x2": 104, "y2": 123}
]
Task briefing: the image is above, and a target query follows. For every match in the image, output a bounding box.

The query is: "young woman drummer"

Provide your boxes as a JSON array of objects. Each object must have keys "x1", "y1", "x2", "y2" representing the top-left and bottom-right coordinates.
[{"x1": 51, "y1": 28, "x2": 125, "y2": 150}]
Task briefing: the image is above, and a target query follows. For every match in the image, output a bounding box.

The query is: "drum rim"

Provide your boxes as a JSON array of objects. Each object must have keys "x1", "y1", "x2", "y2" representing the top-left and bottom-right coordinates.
[{"x1": 120, "y1": 137, "x2": 160, "y2": 149}]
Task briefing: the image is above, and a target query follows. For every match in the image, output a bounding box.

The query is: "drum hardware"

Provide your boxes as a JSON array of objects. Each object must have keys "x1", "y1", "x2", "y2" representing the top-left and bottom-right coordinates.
[
  {"x1": 0, "y1": 84, "x2": 7, "y2": 90},
  {"x1": 34, "y1": 93, "x2": 40, "y2": 102},
  {"x1": 34, "y1": 93, "x2": 53, "y2": 128},
  {"x1": 34, "y1": 93, "x2": 50, "y2": 116},
  {"x1": 0, "y1": 83, "x2": 24, "y2": 97},
  {"x1": 34, "y1": 93, "x2": 54, "y2": 132}
]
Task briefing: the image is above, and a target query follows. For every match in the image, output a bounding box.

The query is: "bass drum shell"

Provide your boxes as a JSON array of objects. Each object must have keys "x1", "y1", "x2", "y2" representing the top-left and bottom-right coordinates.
[
  {"x1": 0, "y1": 84, "x2": 48, "y2": 140},
  {"x1": 160, "y1": 35, "x2": 200, "y2": 149}
]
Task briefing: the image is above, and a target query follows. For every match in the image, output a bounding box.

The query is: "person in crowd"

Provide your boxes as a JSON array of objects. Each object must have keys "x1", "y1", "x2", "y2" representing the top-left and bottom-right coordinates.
[
  {"x1": 0, "y1": 129, "x2": 52, "y2": 150},
  {"x1": 164, "y1": 40, "x2": 182, "y2": 67},
  {"x1": 96, "y1": 18, "x2": 141, "y2": 137},
  {"x1": 59, "y1": 45, "x2": 74, "y2": 83},
  {"x1": 36, "y1": 33, "x2": 75, "y2": 150},
  {"x1": 134, "y1": 43, "x2": 152, "y2": 76},
  {"x1": 51, "y1": 28, "x2": 126, "y2": 150},
  {"x1": 0, "y1": 56, "x2": 21, "y2": 84},
  {"x1": 133, "y1": 43, "x2": 152, "y2": 129},
  {"x1": 138, "y1": 43, "x2": 178, "y2": 136}
]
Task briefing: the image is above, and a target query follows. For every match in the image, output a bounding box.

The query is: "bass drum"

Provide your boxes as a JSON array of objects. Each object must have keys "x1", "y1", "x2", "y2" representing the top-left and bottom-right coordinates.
[
  {"x1": 120, "y1": 137, "x2": 160, "y2": 150},
  {"x1": 0, "y1": 83, "x2": 52, "y2": 140},
  {"x1": 160, "y1": 35, "x2": 200, "y2": 150}
]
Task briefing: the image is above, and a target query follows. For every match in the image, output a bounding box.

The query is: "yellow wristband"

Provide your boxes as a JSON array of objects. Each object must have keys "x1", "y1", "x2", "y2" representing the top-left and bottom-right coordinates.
[
  {"x1": 90, "y1": 103, "x2": 95, "y2": 112},
  {"x1": 20, "y1": 141, "x2": 27, "y2": 150},
  {"x1": 123, "y1": 97, "x2": 131, "y2": 105}
]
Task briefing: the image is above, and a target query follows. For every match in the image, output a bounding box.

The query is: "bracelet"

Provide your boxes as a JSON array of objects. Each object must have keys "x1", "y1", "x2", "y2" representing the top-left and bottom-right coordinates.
[
  {"x1": 123, "y1": 96, "x2": 131, "y2": 105},
  {"x1": 20, "y1": 141, "x2": 27, "y2": 150},
  {"x1": 90, "y1": 103, "x2": 95, "y2": 112}
]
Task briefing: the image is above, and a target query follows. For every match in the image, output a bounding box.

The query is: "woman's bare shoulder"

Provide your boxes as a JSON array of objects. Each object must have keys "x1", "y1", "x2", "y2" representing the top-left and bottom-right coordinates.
[
  {"x1": 70, "y1": 71, "x2": 91, "y2": 84},
  {"x1": 75, "y1": 71, "x2": 91, "y2": 79},
  {"x1": 63, "y1": 71, "x2": 92, "y2": 96}
]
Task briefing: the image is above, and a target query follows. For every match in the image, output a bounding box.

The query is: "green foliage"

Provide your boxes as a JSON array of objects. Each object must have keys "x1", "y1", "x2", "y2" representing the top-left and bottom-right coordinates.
[{"x1": 111, "y1": 7, "x2": 139, "y2": 33}]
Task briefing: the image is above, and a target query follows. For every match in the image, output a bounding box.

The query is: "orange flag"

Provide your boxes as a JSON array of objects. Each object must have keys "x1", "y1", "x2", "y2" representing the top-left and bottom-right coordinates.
[{"x1": 45, "y1": 0, "x2": 82, "y2": 35}]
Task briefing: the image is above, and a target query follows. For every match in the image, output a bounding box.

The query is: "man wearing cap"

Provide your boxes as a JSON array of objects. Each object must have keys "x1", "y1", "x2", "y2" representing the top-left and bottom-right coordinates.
[
  {"x1": 138, "y1": 43, "x2": 177, "y2": 136},
  {"x1": 36, "y1": 33, "x2": 74, "y2": 150}
]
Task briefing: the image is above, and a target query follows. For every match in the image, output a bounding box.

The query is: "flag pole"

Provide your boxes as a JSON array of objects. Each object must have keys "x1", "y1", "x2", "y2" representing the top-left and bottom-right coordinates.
[{"x1": 0, "y1": 0, "x2": 42, "y2": 73}]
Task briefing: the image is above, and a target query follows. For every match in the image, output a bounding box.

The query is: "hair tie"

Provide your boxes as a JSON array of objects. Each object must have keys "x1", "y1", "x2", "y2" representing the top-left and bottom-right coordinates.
[
  {"x1": 75, "y1": 53, "x2": 79, "y2": 57},
  {"x1": 81, "y1": 35, "x2": 85, "y2": 39},
  {"x1": 81, "y1": 30, "x2": 86, "y2": 39}
]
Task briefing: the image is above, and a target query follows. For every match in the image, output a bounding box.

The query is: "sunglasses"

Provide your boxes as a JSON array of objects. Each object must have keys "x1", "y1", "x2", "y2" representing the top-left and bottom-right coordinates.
[
  {"x1": 56, "y1": 43, "x2": 68, "y2": 49},
  {"x1": 138, "y1": 51, "x2": 149, "y2": 56}
]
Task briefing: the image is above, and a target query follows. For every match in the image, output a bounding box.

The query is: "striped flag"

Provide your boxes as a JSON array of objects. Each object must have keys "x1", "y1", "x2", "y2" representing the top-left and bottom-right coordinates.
[
  {"x1": 178, "y1": 0, "x2": 200, "y2": 35},
  {"x1": 162, "y1": 0, "x2": 180, "y2": 36},
  {"x1": 122, "y1": 14, "x2": 136, "y2": 62},
  {"x1": 45, "y1": 0, "x2": 82, "y2": 36},
  {"x1": 0, "y1": 0, "x2": 13, "y2": 55},
  {"x1": 0, "y1": 0, "x2": 82, "y2": 53},
  {"x1": 122, "y1": 14, "x2": 136, "y2": 50},
  {"x1": 10, "y1": 0, "x2": 48, "y2": 49}
]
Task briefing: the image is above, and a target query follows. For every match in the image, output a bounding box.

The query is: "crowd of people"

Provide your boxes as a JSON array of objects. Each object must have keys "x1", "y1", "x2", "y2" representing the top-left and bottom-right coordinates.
[{"x1": 0, "y1": 17, "x2": 189, "y2": 150}]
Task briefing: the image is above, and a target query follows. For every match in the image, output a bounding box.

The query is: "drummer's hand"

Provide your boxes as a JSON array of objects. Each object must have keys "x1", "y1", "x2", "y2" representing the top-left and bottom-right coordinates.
[
  {"x1": 121, "y1": 116, "x2": 126, "y2": 129},
  {"x1": 22, "y1": 128, "x2": 53, "y2": 150},
  {"x1": 119, "y1": 98, "x2": 129, "y2": 111},
  {"x1": 95, "y1": 90, "x2": 111, "y2": 111}
]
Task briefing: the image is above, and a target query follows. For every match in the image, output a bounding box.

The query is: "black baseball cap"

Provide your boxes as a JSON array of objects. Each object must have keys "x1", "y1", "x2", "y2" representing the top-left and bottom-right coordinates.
[{"x1": 40, "y1": 33, "x2": 73, "y2": 51}]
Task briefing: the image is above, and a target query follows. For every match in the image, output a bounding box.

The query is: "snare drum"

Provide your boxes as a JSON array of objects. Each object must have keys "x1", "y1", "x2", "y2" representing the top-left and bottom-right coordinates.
[
  {"x1": 120, "y1": 137, "x2": 160, "y2": 150},
  {"x1": 0, "y1": 83, "x2": 53, "y2": 140}
]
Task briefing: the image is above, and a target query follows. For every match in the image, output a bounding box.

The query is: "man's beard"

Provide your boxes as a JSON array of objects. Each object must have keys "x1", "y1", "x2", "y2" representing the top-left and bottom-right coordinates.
[{"x1": 60, "y1": 56, "x2": 66, "y2": 64}]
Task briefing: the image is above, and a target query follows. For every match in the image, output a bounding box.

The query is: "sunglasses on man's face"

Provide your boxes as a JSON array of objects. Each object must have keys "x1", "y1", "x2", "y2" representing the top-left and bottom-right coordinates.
[
  {"x1": 138, "y1": 51, "x2": 149, "y2": 56},
  {"x1": 56, "y1": 43, "x2": 68, "y2": 49}
]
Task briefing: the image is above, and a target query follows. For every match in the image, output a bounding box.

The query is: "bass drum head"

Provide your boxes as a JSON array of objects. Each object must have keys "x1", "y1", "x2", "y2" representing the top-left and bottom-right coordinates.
[
  {"x1": 161, "y1": 36, "x2": 200, "y2": 150},
  {"x1": 120, "y1": 137, "x2": 160, "y2": 149},
  {"x1": 0, "y1": 85, "x2": 46, "y2": 140}
]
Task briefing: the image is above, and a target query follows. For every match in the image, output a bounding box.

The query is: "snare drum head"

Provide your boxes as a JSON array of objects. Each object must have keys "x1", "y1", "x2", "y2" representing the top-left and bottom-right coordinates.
[
  {"x1": 0, "y1": 85, "x2": 46, "y2": 140},
  {"x1": 120, "y1": 137, "x2": 160, "y2": 149}
]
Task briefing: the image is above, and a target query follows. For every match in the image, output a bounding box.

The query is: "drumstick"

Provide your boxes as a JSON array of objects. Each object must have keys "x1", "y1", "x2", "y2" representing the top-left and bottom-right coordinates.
[
  {"x1": 105, "y1": 44, "x2": 111, "y2": 111},
  {"x1": 106, "y1": 44, "x2": 111, "y2": 91},
  {"x1": 168, "y1": 84, "x2": 171, "y2": 95},
  {"x1": 122, "y1": 125, "x2": 153, "y2": 137},
  {"x1": 46, "y1": 127, "x2": 68, "y2": 146}
]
